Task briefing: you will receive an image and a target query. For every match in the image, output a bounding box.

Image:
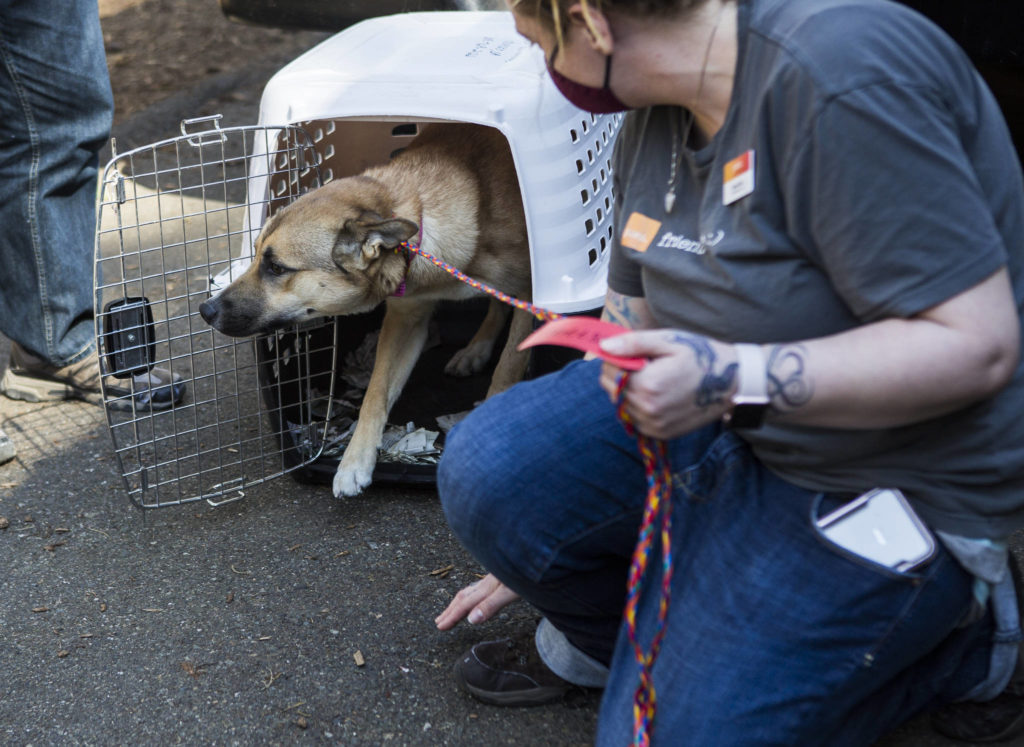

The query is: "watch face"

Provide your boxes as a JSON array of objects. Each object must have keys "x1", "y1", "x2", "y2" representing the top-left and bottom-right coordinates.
[{"x1": 725, "y1": 402, "x2": 768, "y2": 430}]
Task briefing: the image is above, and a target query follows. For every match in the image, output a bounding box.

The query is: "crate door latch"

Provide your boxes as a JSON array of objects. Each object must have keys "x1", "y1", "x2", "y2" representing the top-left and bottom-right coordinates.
[{"x1": 181, "y1": 114, "x2": 229, "y2": 148}]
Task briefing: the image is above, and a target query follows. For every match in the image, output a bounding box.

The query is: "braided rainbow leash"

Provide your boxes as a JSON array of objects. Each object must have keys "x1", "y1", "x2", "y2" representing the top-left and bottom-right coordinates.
[
  {"x1": 615, "y1": 374, "x2": 675, "y2": 747},
  {"x1": 401, "y1": 239, "x2": 673, "y2": 745},
  {"x1": 398, "y1": 239, "x2": 563, "y2": 323}
]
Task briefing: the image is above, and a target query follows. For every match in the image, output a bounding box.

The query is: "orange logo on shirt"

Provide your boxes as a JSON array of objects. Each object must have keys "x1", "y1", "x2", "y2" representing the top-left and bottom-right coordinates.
[{"x1": 621, "y1": 212, "x2": 662, "y2": 253}]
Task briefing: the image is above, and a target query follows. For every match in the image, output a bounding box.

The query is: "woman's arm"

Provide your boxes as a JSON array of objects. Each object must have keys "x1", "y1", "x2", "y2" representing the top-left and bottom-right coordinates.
[
  {"x1": 601, "y1": 287, "x2": 657, "y2": 331},
  {"x1": 598, "y1": 267, "x2": 1020, "y2": 439}
]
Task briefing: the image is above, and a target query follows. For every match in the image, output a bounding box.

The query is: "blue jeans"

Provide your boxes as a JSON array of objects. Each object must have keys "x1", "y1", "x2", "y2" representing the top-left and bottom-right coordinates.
[
  {"x1": 439, "y1": 359, "x2": 993, "y2": 745},
  {"x1": 0, "y1": 0, "x2": 113, "y2": 365}
]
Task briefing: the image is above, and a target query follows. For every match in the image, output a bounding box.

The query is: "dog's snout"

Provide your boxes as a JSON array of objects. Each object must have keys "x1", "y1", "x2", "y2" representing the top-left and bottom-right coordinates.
[
  {"x1": 199, "y1": 297, "x2": 220, "y2": 325},
  {"x1": 196, "y1": 293, "x2": 263, "y2": 337}
]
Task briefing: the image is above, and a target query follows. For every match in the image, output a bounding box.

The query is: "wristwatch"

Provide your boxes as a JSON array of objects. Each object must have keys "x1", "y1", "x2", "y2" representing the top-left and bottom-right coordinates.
[{"x1": 723, "y1": 343, "x2": 770, "y2": 430}]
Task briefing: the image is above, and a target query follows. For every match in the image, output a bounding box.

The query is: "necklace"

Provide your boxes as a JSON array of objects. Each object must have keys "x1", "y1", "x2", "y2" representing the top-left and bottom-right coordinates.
[{"x1": 664, "y1": 2, "x2": 727, "y2": 214}]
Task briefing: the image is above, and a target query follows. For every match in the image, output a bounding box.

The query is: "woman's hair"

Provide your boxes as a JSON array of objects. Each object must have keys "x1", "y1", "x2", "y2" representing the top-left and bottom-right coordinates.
[{"x1": 510, "y1": 1, "x2": 712, "y2": 46}]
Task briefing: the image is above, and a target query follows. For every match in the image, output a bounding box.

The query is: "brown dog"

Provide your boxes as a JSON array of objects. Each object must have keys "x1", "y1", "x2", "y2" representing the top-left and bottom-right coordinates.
[{"x1": 199, "y1": 123, "x2": 533, "y2": 497}]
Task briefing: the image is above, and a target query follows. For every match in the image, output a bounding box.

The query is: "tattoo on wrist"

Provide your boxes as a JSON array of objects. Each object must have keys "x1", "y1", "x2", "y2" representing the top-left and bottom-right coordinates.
[
  {"x1": 668, "y1": 333, "x2": 738, "y2": 409},
  {"x1": 766, "y1": 344, "x2": 813, "y2": 410}
]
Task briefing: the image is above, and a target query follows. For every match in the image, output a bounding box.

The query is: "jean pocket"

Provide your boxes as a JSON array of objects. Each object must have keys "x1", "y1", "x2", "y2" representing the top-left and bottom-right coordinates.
[{"x1": 809, "y1": 493, "x2": 936, "y2": 582}]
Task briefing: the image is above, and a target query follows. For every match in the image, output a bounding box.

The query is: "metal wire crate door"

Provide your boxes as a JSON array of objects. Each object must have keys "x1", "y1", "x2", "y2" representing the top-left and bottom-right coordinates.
[{"x1": 94, "y1": 120, "x2": 338, "y2": 509}]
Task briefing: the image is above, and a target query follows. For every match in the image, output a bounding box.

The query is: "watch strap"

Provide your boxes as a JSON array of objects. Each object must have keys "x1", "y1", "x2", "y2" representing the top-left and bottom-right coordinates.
[
  {"x1": 724, "y1": 343, "x2": 770, "y2": 429},
  {"x1": 734, "y1": 343, "x2": 768, "y2": 403}
]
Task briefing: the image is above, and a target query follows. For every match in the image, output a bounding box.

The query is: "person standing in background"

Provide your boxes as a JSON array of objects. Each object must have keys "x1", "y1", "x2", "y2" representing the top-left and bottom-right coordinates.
[{"x1": 0, "y1": 0, "x2": 184, "y2": 466}]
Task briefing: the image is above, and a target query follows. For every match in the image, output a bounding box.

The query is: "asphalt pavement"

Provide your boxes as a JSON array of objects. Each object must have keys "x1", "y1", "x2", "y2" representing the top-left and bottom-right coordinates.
[{"x1": 0, "y1": 14, "x2": 990, "y2": 747}]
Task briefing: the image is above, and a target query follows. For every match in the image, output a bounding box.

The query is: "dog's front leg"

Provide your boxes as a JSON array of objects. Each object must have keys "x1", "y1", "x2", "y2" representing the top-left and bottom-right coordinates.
[{"x1": 334, "y1": 301, "x2": 435, "y2": 497}]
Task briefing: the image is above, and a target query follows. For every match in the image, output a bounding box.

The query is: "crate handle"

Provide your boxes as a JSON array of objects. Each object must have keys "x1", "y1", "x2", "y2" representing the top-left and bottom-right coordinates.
[
  {"x1": 207, "y1": 490, "x2": 245, "y2": 508},
  {"x1": 205, "y1": 474, "x2": 247, "y2": 507},
  {"x1": 180, "y1": 114, "x2": 228, "y2": 148}
]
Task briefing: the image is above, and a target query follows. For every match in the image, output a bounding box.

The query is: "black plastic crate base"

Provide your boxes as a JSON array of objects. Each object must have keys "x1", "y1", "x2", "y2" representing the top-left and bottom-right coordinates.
[{"x1": 264, "y1": 299, "x2": 588, "y2": 488}]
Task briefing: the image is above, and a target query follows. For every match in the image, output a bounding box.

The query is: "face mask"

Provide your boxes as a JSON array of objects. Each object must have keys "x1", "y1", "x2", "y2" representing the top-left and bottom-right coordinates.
[{"x1": 546, "y1": 46, "x2": 631, "y2": 114}]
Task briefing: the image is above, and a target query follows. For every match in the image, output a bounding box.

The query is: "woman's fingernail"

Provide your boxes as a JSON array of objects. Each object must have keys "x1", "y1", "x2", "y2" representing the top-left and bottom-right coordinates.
[
  {"x1": 468, "y1": 609, "x2": 484, "y2": 624},
  {"x1": 600, "y1": 337, "x2": 623, "y2": 353}
]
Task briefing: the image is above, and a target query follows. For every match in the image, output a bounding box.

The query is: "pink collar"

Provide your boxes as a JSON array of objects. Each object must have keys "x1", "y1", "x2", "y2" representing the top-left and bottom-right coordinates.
[{"x1": 390, "y1": 220, "x2": 423, "y2": 298}]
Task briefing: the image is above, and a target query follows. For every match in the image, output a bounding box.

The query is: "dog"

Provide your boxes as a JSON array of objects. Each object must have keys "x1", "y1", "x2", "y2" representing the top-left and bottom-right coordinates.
[{"x1": 199, "y1": 123, "x2": 534, "y2": 497}]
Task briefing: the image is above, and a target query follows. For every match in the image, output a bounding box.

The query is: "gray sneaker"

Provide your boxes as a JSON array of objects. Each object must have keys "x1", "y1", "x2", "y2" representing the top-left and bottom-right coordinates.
[
  {"x1": 1, "y1": 343, "x2": 185, "y2": 411},
  {"x1": 0, "y1": 427, "x2": 14, "y2": 465}
]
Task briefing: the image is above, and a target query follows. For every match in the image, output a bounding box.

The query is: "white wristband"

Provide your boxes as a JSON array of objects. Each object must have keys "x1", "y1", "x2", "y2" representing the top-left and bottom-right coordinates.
[
  {"x1": 733, "y1": 343, "x2": 768, "y2": 403},
  {"x1": 725, "y1": 343, "x2": 770, "y2": 429}
]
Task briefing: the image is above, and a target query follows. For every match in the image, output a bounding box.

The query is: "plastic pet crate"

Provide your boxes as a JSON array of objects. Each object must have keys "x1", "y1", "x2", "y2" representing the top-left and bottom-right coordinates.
[
  {"x1": 219, "y1": 0, "x2": 508, "y2": 31},
  {"x1": 95, "y1": 10, "x2": 622, "y2": 508}
]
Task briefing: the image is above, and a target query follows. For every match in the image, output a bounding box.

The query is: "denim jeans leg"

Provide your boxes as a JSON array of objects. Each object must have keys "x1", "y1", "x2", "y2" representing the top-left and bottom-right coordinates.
[
  {"x1": 535, "y1": 617, "x2": 610, "y2": 688},
  {"x1": 0, "y1": 0, "x2": 113, "y2": 364},
  {"x1": 595, "y1": 435, "x2": 986, "y2": 746},
  {"x1": 438, "y1": 358, "x2": 724, "y2": 668}
]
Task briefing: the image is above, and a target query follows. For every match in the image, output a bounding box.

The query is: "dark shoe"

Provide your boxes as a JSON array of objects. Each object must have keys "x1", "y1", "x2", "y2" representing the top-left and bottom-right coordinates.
[
  {"x1": 931, "y1": 682, "x2": 1024, "y2": 743},
  {"x1": 0, "y1": 427, "x2": 14, "y2": 465},
  {"x1": 453, "y1": 632, "x2": 573, "y2": 706},
  {"x1": 931, "y1": 553, "x2": 1024, "y2": 743},
  {"x1": 1, "y1": 343, "x2": 185, "y2": 411}
]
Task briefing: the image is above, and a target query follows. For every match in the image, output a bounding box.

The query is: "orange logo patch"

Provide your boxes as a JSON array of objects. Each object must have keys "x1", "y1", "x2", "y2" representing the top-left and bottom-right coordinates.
[
  {"x1": 723, "y1": 150, "x2": 752, "y2": 182},
  {"x1": 722, "y1": 149, "x2": 755, "y2": 205},
  {"x1": 620, "y1": 212, "x2": 662, "y2": 253}
]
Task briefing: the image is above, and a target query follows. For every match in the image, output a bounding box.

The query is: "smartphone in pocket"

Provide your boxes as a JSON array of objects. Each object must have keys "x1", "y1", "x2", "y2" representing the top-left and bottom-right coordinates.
[{"x1": 815, "y1": 488, "x2": 936, "y2": 572}]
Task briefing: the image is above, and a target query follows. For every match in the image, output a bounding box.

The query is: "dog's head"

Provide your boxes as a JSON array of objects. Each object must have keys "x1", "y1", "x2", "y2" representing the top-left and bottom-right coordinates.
[{"x1": 199, "y1": 177, "x2": 418, "y2": 337}]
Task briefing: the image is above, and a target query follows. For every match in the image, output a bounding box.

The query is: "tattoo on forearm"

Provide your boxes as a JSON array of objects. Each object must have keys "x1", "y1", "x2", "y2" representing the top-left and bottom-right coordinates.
[
  {"x1": 605, "y1": 292, "x2": 635, "y2": 328},
  {"x1": 668, "y1": 333, "x2": 738, "y2": 409},
  {"x1": 604, "y1": 291, "x2": 651, "y2": 330},
  {"x1": 766, "y1": 344, "x2": 813, "y2": 410}
]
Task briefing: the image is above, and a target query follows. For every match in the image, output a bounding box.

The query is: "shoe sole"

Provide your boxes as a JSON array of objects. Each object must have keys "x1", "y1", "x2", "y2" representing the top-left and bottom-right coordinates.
[
  {"x1": 1, "y1": 367, "x2": 179, "y2": 411},
  {"x1": 452, "y1": 658, "x2": 569, "y2": 707},
  {"x1": 0, "y1": 438, "x2": 15, "y2": 465},
  {"x1": 0, "y1": 367, "x2": 88, "y2": 403}
]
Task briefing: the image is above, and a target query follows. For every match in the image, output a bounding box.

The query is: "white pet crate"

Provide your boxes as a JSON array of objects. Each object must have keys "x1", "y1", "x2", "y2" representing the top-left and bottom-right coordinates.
[{"x1": 94, "y1": 11, "x2": 622, "y2": 508}]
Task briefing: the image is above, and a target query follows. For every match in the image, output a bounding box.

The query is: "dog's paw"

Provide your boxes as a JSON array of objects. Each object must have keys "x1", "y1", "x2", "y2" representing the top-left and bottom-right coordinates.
[
  {"x1": 333, "y1": 459, "x2": 374, "y2": 498},
  {"x1": 445, "y1": 341, "x2": 493, "y2": 378}
]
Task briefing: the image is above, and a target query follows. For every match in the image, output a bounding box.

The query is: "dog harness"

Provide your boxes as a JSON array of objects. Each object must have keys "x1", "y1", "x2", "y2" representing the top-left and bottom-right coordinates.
[{"x1": 399, "y1": 239, "x2": 673, "y2": 747}]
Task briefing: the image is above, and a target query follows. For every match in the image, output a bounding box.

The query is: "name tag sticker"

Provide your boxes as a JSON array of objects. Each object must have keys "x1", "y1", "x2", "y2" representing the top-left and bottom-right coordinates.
[
  {"x1": 723, "y1": 149, "x2": 755, "y2": 205},
  {"x1": 517, "y1": 317, "x2": 646, "y2": 370},
  {"x1": 621, "y1": 212, "x2": 662, "y2": 253}
]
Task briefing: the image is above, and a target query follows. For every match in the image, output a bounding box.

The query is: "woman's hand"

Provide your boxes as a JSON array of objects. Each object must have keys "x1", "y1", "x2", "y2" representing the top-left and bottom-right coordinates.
[
  {"x1": 598, "y1": 329, "x2": 738, "y2": 440},
  {"x1": 435, "y1": 573, "x2": 521, "y2": 631}
]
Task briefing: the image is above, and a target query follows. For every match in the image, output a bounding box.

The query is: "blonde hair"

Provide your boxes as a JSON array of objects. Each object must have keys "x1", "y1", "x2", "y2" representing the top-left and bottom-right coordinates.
[{"x1": 509, "y1": 0, "x2": 712, "y2": 48}]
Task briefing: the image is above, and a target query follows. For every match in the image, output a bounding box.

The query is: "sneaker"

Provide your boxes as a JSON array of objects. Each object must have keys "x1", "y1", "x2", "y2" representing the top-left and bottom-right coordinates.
[
  {"x1": 0, "y1": 427, "x2": 14, "y2": 465},
  {"x1": 931, "y1": 554, "x2": 1024, "y2": 743},
  {"x1": 453, "y1": 631, "x2": 574, "y2": 706},
  {"x1": 931, "y1": 682, "x2": 1024, "y2": 743},
  {"x1": 1, "y1": 343, "x2": 185, "y2": 412}
]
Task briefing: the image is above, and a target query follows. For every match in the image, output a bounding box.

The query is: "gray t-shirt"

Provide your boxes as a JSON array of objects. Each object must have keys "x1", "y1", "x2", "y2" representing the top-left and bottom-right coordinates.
[{"x1": 608, "y1": 0, "x2": 1024, "y2": 539}]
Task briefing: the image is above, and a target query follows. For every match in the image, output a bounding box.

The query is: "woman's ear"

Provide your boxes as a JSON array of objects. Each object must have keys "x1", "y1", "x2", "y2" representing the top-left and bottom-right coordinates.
[{"x1": 567, "y1": 2, "x2": 614, "y2": 55}]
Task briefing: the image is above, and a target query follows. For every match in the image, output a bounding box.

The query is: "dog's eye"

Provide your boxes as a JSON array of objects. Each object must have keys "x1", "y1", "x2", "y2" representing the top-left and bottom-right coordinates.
[{"x1": 265, "y1": 259, "x2": 289, "y2": 277}]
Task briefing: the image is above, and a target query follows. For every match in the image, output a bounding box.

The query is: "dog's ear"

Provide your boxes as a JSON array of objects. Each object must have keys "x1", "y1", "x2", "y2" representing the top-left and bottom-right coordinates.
[
  {"x1": 359, "y1": 217, "x2": 419, "y2": 261},
  {"x1": 332, "y1": 216, "x2": 418, "y2": 269}
]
